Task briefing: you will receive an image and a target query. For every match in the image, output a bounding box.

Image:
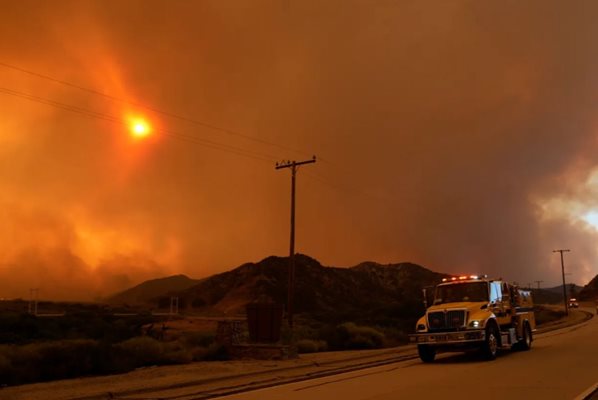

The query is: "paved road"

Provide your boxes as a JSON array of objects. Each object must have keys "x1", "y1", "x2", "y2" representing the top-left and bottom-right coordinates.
[{"x1": 222, "y1": 310, "x2": 598, "y2": 400}]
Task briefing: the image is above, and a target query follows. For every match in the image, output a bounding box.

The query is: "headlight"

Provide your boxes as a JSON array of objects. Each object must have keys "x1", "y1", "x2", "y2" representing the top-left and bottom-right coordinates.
[
  {"x1": 417, "y1": 324, "x2": 426, "y2": 331},
  {"x1": 468, "y1": 320, "x2": 483, "y2": 329}
]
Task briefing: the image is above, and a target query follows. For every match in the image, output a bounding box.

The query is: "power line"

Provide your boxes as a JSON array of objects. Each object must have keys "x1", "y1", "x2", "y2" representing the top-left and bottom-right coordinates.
[
  {"x1": 1, "y1": 85, "x2": 373, "y2": 200},
  {"x1": 0, "y1": 63, "x2": 370, "y2": 196},
  {"x1": 0, "y1": 86, "x2": 276, "y2": 162},
  {"x1": 0, "y1": 86, "x2": 279, "y2": 163},
  {"x1": 0, "y1": 61, "x2": 310, "y2": 158},
  {"x1": 0, "y1": 64, "x2": 378, "y2": 200},
  {"x1": 302, "y1": 169, "x2": 397, "y2": 205}
]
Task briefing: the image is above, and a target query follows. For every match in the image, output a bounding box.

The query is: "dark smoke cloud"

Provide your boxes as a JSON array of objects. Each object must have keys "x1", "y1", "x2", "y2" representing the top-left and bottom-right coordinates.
[{"x1": 1, "y1": 0, "x2": 598, "y2": 299}]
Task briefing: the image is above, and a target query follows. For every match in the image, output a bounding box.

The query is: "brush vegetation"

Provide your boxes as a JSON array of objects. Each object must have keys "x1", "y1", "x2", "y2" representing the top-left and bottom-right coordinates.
[{"x1": 0, "y1": 330, "x2": 224, "y2": 386}]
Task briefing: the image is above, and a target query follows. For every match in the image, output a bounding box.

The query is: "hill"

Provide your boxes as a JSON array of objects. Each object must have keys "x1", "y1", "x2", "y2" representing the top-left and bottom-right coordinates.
[
  {"x1": 579, "y1": 275, "x2": 598, "y2": 300},
  {"x1": 173, "y1": 255, "x2": 446, "y2": 324},
  {"x1": 523, "y1": 284, "x2": 583, "y2": 304},
  {"x1": 529, "y1": 288, "x2": 565, "y2": 304},
  {"x1": 108, "y1": 257, "x2": 580, "y2": 314},
  {"x1": 107, "y1": 274, "x2": 201, "y2": 305},
  {"x1": 543, "y1": 284, "x2": 584, "y2": 297}
]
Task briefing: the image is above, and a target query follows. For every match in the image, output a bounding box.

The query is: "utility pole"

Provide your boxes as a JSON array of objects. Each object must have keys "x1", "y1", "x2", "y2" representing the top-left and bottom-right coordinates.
[
  {"x1": 553, "y1": 249, "x2": 570, "y2": 316},
  {"x1": 534, "y1": 280, "x2": 543, "y2": 290},
  {"x1": 276, "y1": 156, "x2": 316, "y2": 331},
  {"x1": 169, "y1": 296, "x2": 179, "y2": 315},
  {"x1": 29, "y1": 288, "x2": 39, "y2": 315}
]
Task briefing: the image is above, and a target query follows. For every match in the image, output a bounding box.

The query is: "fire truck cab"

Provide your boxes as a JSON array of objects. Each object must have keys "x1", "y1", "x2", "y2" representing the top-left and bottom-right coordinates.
[{"x1": 409, "y1": 276, "x2": 536, "y2": 362}]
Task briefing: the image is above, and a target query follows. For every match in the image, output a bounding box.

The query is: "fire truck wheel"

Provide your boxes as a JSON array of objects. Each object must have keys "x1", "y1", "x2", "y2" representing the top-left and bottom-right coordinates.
[
  {"x1": 417, "y1": 345, "x2": 436, "y2": 363},
  {"x1": 519, "y1": 322, "x2": 532, "y2": 351},
  {"x1": 481, "y1": 323, "x2": 499, "y2": 360}
]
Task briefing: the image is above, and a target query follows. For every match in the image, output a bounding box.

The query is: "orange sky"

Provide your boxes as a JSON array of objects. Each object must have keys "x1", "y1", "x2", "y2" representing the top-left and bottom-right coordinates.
[{"x1": 1, "y1": 1, "x2": 598, "y2": 300}]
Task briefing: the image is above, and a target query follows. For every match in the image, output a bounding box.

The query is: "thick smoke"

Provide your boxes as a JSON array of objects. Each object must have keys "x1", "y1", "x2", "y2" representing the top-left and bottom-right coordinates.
[
  {"x1": 0, "y1": 203, "x2": 170, "y2": 300},
  {"x1": 1, "y1": 1, "x2": 598, "y2": 299}
]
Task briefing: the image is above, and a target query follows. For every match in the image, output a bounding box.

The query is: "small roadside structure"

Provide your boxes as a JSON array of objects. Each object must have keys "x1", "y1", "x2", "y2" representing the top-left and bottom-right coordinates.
[{"x1": 216, "y1": 302, "x2": 294, "y2": 360}]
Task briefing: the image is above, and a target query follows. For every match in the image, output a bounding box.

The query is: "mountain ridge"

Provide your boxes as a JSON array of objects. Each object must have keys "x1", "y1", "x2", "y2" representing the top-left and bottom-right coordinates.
[
  {"x1": 107, "y1": 274, "x2": 201, "y2": 305},
  {"x1": 108, "y1": 254, "x2": 447, "y2": 325},
  {"x1": 579, "y1": 275, "x2": 598, "y2": 300}
]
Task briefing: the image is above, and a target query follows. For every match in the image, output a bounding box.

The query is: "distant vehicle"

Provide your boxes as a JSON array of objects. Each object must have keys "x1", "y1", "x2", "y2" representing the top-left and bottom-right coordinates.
[
  {"x1": 569, "y1": 298, "x2": 579, "y2": 308},
  {"x1": 409, "y1": 275, "x2": 536, "y2": 362}
]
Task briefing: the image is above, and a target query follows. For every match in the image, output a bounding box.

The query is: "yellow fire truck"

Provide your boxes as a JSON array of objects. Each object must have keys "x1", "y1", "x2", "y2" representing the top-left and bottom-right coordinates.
[{"x1": 409, "y1": 275, "x2": 536, "y2": 362}]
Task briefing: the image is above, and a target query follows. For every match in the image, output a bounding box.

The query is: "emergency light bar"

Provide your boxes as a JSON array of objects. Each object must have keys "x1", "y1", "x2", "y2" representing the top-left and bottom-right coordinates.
[{"x1": 441, "y1": 275, "x2": 486, "y2": 282}]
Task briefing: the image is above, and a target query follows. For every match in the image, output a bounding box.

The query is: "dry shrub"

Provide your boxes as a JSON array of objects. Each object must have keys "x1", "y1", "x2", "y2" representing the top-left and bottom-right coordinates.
[
  {"x1": 296, "y1": 339, "x2": 328, "y2": 353},
  {"x1": 336, "y1": 323, "x2": 385, "y2": 349}
]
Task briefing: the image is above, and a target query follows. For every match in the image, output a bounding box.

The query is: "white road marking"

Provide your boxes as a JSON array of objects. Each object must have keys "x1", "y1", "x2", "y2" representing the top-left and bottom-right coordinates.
[{"x1": 574, "y1": 382, "x2": 598, "y2": 400}]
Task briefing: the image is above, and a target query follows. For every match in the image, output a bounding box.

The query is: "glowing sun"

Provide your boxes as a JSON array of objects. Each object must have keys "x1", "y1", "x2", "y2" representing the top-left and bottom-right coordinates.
[{"x1": 129, "y1": 118, "x2": 151, "y2": 138}]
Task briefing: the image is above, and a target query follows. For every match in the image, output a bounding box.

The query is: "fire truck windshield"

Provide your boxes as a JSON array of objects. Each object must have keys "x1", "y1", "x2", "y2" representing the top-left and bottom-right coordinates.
[{"x1": 433, "y1": 281, "x2": 489, "y2": 305}]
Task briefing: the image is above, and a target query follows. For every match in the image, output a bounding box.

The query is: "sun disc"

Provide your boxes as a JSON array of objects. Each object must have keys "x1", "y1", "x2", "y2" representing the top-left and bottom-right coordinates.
[{"x1": 129, "y1": 118, "x2": 151, "y2": 138}]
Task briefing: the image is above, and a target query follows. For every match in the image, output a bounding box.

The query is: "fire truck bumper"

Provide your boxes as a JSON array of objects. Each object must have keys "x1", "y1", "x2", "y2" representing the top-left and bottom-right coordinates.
[{"x1": 409, "y1": 330, "x2": 485, "y2": 345}]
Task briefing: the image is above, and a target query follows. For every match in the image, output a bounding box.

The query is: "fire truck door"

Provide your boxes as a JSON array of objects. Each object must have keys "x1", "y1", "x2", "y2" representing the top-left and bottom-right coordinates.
[{"x1": 490, "y1": 282, "x2": 510, "y2": 325}]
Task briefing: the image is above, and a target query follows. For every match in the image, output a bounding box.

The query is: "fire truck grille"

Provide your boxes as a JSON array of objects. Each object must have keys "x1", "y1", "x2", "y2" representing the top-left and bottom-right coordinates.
[{"x1": 427, "y1": 310, "x2": 466, "y2": 331}]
